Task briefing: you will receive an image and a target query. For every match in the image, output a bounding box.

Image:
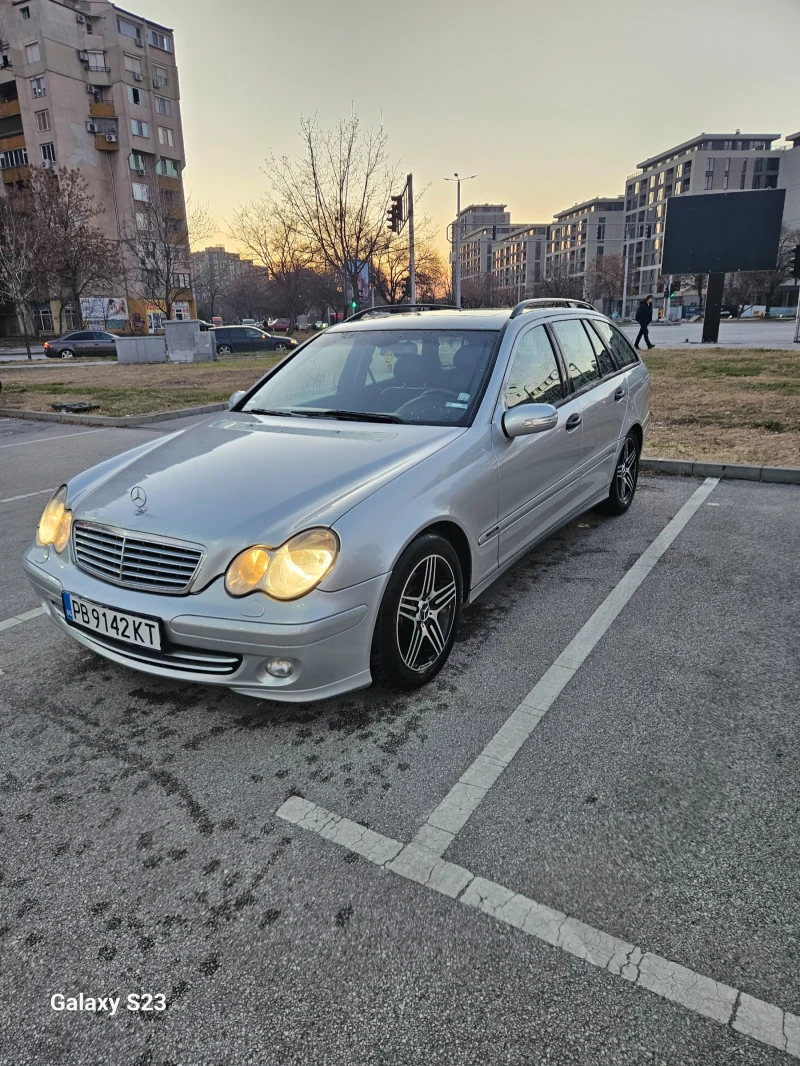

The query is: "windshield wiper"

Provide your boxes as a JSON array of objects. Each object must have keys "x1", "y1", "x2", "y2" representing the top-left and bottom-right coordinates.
[
  {"x1": 246, "y1": 408, "x2": 300, "y2": 417},
  {"x1": 294, "y1": 409, "x2": 404, "y2": 424}
]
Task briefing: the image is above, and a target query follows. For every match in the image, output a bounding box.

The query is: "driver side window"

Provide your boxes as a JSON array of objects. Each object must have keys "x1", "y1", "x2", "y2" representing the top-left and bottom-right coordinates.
[{"x1": 505, "y1": 326, "x2": 564, "y2": 409}]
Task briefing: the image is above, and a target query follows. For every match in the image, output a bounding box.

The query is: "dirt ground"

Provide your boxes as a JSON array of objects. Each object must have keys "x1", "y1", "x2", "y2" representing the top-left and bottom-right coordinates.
[{"x1": 1, "y1": 347, "x2": 797, "y2": 467}]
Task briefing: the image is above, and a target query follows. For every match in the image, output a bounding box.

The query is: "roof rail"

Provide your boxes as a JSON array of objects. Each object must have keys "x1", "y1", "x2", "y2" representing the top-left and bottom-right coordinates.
[
  {"x1": 345, "y1": 303, "x2": 457, "y2": 322},
  {"x1": 509, "y1": 298, "x2": 597, "y2": 319}
]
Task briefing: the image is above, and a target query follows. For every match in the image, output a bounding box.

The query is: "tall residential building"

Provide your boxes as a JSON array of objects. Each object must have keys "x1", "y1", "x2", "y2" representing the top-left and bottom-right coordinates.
[
  {"x1": 546, "y1": 196, "x2": 625, "y2": 289},
  {"x1": 491, "y1": 224, "x2": 550, "y2": 299},
  {"x1": 191, "y1": 246, "x2": 258, "y2": 288},
  {"x1": 779, "y1": 130, "x2": 800, "y2": 231},
  {"x1": 0, "y1": 0, "x2": 192, "y2": 334},
  {"x1": 623, "y1": 132, "x2": 785, "y2": 305}
]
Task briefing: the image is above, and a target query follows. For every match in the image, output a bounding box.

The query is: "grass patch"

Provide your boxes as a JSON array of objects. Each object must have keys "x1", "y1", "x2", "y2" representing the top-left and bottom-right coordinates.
[{"x1": 644, "y1": 347, "x2": 800, "y2": 466}]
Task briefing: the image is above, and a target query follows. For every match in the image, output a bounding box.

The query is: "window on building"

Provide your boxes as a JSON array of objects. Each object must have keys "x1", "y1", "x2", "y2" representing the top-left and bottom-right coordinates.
[
  {"x1": 754, "y1": 157, "x2": 763, "y2": 173},
  {"x1": 154, "y1": 94, "x2": 171, "y2": 117},
  {"x1": 156, "y1": 157, "x2": 180, "y2": 178},
  {"x1": 127, "y1": 86, "x2": 142, "y2": 105},
  {"x1": 0, "y1": 146, "x2": 29, "y2": 169},
  {"x1": 124, "y1": 54, "x2": 142, "y2": 75},
  {"x1": 40, "y1": 141, "x2": 55, "y2": 164},
  {"x1": 132, "y1": 181, "x2": 149, "y2": 202},
  {"x1": 30, "y1": 75, "x2": 46, "y2": 97},
  {"x1": 25, "y1": 42, "x2": 40, "y2": 63},
  {"x1": 131, "y1": 119, "x2": 149, "y2": 137},
  {"x1": 752, "y1": 176, "x2": 762, "y2": 190},
  {"x1": 158, "y1": 126, "x2": 174, "y2": 147},
  {"x1": 740, "y1": 160, "x2": 747, "y2": 189},
  {"x1": 723, "y1": 141, "x2": 732, "y2": 151},
  {"x1": 153, "y1": 66, "x2": 168, "y2": 88},
  {"x1": 173, "y1": 272, "x2": 190, "y2": 289},
  {"x1": 86, "y1": 50, "x2": 106, "y2": 70},
  {"x1": 118, "y1": 18, "x2": 142, "y2": 42},
  {"x1": 135, "y1": 211, "x2": 148, "y2": 230},
  {"x1": 21, "y1": 6, "x2": 31, "y2": 18},
  {"x1": 764, "y1": 174, "x2": 778, "y2": 189},
  {"x1": 129, "y1": 151, "x2": 145, "y2": 172},
  {"x1": 147, "y1": 29, "x2": 173, "y2": 52},
  {"x1": 35, "y1": 109, "x2": 50, "y2": 132}
]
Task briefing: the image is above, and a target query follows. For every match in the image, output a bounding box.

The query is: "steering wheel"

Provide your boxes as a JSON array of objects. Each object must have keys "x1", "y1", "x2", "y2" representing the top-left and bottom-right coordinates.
[{"x1": 396, "y1": 389, "x2": 460, "y2": 419}]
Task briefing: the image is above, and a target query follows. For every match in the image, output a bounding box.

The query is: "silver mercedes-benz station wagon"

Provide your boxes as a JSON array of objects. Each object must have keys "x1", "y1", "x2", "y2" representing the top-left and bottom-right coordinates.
[{"x1": 24, "y1": 300, "x2": 650, "y2": 703}]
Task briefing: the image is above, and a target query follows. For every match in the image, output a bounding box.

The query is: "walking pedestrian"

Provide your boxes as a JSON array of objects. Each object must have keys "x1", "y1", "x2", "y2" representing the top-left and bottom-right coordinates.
[{"x1": 634, "y1": 295, "x2": 655, "y2": 349}]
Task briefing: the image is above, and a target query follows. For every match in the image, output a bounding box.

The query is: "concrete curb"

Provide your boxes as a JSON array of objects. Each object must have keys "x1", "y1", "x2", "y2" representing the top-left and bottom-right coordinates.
[
  {"x1": 0, "y1": 403, "x2": 227, "y2": 428},
  {"x1": 641, "y1": 457, "x2": 800, "y2": 485}
]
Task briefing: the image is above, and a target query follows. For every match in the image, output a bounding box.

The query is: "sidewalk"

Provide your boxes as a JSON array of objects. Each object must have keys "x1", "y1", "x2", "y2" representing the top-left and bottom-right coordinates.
[
  {"x1": 0, "y1": 346, "x2": 46, "y2": 362},
  {"x1": 619, "y1": 318, "x2": 798, "y2": 350}
]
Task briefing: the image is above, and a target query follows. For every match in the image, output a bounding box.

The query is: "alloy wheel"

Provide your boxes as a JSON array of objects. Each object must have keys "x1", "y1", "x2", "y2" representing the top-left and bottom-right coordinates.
[
  {"x1": 616, "y1": 436, "x2": 638, "y2": 506},
  {"x1": 60, "y1": 349, "x2": 74, "y2": 359},
  {"x1": 396, "y1": 554, "x2": 458, "y2": 672}
]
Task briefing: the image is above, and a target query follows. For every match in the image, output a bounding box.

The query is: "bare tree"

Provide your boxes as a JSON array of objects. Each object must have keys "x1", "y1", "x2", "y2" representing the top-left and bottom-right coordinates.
[
  {"x1": 534, "y1": 262, "x2": 584, "y2": 300},
  {"x1": 0, "y1": 183, "x2": 46, "y2": 359},
  {"x1": 264, "y1": 114, "x2": 400, "y2": 314},
  {"x1": 220, "y1": 269, "x2": 270, "y2": 323},
  {"x1": 191, "y1": 255, "x2": 228, "y2": 320},
  {"x1": 678, "y1": 273, "x2": 706, "y2": 312},
  {"x1": 584, "y1": 253, "x2": 628, "y2": 311},
  {"x1": 123, "y1": 179, "x2": 215, "y2": 321},
  {"x1": 31, "y1": 167, "x2": 122, "y2": 333},
  {"x1": 724, "y1": 271, "x2": 760, "y2": 317},
  {"x1": 750, "y1": 225, "x2": 800, "y2": 315}
]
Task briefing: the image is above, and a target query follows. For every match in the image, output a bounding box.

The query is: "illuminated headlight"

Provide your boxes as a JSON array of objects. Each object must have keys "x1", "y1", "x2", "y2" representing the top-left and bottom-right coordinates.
[
  {"x1": 225, "y1": 528, "x2": 339, "y2": 601},
  {"x1": 36, "y1": 485, "x2": 72, "y2": 553}
]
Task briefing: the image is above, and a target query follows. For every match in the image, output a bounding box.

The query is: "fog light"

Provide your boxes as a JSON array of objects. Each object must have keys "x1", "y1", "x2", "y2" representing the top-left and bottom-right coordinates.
[{"x1": 265, "y1": 658, "x2": 294, "y2": 678}]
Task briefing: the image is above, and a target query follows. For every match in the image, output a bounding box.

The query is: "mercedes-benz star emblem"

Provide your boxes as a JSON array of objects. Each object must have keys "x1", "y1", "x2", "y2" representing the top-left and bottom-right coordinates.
[{"x1": 131, "y1": 486, "x2": 147, "y2": 513}]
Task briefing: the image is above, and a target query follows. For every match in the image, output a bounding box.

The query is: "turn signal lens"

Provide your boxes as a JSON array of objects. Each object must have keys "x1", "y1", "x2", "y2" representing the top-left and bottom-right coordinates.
[
  {"x1": 225, "y1": 529, "x2": 339, "y2": 600},
  {"x1": 36, "y1": 485, "x2": 72, "y2": 553}
]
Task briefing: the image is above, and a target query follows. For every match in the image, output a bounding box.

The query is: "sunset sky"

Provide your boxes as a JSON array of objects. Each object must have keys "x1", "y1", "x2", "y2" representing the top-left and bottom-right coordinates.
[{"x1": 141, "y1": 0, "x2": 800, "y2": 255}]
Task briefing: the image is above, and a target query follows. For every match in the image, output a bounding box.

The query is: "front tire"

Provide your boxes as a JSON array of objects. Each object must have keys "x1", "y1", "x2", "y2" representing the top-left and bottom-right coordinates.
[
  {"x1": 274, "y1": 341, "x2": 289, "y2": 351},
  {"x1": 371, "y1": 533, "x2": 462, "y2": 690},
  {"x1": 217, "y1": 344, "x2": 232, "y2": 355},
  {"x1": 600, "y1": 432, "x2": 639, "y2": 515}
]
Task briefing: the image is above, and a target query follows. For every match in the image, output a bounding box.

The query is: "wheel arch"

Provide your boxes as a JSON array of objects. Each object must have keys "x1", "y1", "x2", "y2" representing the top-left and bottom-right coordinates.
[{"x1": 413, "y1": 519, "x2": 473, "y2": 602}]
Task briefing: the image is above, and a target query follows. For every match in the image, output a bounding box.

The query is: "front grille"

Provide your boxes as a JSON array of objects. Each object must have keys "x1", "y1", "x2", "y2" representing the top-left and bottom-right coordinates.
[
  {"x1": 75, "y1": 626, "x2": 242, "y2": 676},
  {"x1": 73, "y1": 521, "x2": 204, "y2": 594}
]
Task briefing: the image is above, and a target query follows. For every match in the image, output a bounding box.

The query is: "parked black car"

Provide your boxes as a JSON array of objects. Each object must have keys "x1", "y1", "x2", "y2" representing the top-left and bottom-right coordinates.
[
  {"x1": 212, "y1": 326, "x2": 297, "y2": 355},
  {"x1": 43, "y1": 331, "x2": 118, "y2": 359}
]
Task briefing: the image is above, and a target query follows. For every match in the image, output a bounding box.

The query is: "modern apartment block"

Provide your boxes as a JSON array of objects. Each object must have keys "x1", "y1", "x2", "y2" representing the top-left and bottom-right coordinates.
[
  {"x1": 623, "y1": 132, "x2": 785, "y2": 305},
  {"x1": 190, "y1": 246, "x2": 260, "y2": 289},
  {"x1": 546, "y1": 196, "x2": 624, "y2": 288},
  {"x1": 778, "y1": 130, "x2": 800, "y2": 231},
  {"x1": 491, "y1": 224, "x2": 550, "y2": 299},
  {"x1": 0, "y1": 0, "x2": 192, "y2": 335}
]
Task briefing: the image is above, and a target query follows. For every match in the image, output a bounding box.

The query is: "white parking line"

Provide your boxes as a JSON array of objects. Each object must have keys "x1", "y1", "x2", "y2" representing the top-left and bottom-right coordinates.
[
  {"x1": 411, "y1": 476, "x2": 720, "y2": 858},
  {"x1": 0, "y1": 488, "x2": 53, "y2": 504},
  {"x1": 0, "y1": 428, "x2": 109, "y2": 449},
  {"x1": 277, "y1": 796, "x2": 800, "y2": 1060},
  {"x1": 0, "y1": 607, "x2": 45, "y2": 633}
]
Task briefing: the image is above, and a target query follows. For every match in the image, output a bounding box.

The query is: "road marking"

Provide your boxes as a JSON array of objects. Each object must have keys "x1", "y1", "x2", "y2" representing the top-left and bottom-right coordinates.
[
  {"x1": 0, "y1": 488, "x2": 53, "y2": 504},
  {"x1": 0, "y1": 606, "x2": 45, "y2": 633},
  {"x1": 277, "y1": 796, "x2": 800, "y2": 1060},
  {"x1": 0, "y1": 428, "x2": 109, "y2": 449},
  {"x1": 411, "y1": 476, "x2": 720, "y2": 858}
]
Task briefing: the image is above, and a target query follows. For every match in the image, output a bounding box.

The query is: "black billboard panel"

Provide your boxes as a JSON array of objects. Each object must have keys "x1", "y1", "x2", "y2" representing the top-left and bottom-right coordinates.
[{"x1": 661, "y1": 190, "x2": 785, "y2": 274}]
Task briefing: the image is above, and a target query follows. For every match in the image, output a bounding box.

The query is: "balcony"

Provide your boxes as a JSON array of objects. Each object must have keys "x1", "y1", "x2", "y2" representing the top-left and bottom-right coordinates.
[
  {"x1": 95, "y1": 133, "x2": 119, "y2": 152},
  {"x1": 2, "y1": 164, "x2": 30, "y2": 185},
  {"x1": 157, "y1": 174, "x2": 181, "y2": 192},
  {"x1": 0, "y1": 97, "x2": 20, "y2": 120},
  {"x1": 90, "y1": 101, "x2": 115, "y2": 119},
  {"x1": 0, "y1": 131, "x2": 25, "y2": 151}
]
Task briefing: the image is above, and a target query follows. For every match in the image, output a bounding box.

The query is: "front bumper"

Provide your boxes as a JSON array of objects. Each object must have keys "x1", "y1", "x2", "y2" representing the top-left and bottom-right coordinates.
[{"x1": 23, "y1": 545, "x2": 390, "y2": 702}]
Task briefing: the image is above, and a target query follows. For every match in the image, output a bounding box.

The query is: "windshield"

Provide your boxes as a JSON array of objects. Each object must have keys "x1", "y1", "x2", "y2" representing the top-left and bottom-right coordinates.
[{"x1": 240, "y1": 328, "x2": 500, "y2": 426}]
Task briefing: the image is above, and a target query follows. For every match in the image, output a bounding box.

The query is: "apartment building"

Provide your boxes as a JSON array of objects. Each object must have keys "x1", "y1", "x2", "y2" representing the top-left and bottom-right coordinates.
[
  {"x1": 191, "y1": 246, "x2": 259, "y2": 290},
  {"x1": 0, "y1": 0, "x2": 192, "y2": 335},
  {"x1": 491, "y1": 224, "x2": 550, "y2": 299},
  {"x1": 623, "y1": 132, "x2": 785, "y2": 307},
  {"x1": 779, "y1": 130, "x2": 800, "y2": 231},
  {"x1": 546, "y1": 196, "x2": 625, "y2": 291}
]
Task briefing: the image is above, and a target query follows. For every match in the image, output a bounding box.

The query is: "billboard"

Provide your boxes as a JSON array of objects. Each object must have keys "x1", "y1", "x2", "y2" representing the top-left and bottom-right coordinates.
[
  {"x1": 661, "y1": 190, "x2": 785, "y2": 274},
  {"x1": 80, "y1": 297, "x2": 129, "y2": 330}
]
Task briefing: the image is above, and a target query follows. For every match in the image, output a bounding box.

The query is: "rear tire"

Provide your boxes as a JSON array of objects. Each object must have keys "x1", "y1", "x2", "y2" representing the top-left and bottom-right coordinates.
[
  {"x1": 60, "y1": 349, "x2": 75, "y2": 359},
  {"x1": 599, "y1": 432, "x2": 639, "y2": 515},
  {"x1": 371, "y1": 533, "x2": 462, "y2": 691}
]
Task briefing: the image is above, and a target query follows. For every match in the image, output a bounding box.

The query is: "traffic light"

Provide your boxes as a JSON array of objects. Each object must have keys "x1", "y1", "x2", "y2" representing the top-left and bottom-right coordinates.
[
  {"x1": 793, "y1": 244, "x2": 800, "y2": 279},
  {"x1": 401, "y1": 276, "x2": 411, "y2": 300},
  {"x1": 387, "y1": 194, "x2": 404, "y2": 233}
]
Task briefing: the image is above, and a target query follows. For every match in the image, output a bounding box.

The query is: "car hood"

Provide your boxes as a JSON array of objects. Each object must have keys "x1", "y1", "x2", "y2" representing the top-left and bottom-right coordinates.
[{"x1": 70, "y1": 412, "x2": 464, "y2": 583}]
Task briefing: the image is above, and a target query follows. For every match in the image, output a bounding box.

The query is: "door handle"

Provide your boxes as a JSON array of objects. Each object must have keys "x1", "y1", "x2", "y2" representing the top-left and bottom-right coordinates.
[
  {"x1": 565, "y1": 413, "x2": 582, "y2": 431},
  {"x1": 614, "y1": 386, "x2": 626, "y2": 402}
]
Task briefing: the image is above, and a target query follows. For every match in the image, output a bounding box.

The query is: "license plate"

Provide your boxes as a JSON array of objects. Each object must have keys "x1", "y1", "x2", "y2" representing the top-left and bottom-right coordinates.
[{"x1": 63, "y1": 593, "x2": 162, "y2": 651}]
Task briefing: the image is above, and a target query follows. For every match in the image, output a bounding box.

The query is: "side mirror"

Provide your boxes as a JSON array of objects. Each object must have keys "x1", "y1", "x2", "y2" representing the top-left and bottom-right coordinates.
[
  {"x1": 502, "y1": 402, "x2": 559, "y2": 438},
  {"x1": 228, "y1": 391, "x2": 246, "y2": 410}
]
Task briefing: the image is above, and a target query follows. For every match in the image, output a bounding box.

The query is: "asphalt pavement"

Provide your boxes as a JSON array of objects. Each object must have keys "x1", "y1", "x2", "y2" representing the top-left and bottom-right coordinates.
[{"x1": 1, "y1": 416, "x2": 798, "y2": 1065}]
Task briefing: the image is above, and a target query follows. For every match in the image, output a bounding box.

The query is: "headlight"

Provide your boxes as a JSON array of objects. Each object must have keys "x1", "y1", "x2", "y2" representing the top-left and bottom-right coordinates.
[
  {"x1": 225, "y1": 528, "x2": 339, "y2": 600},
  {"x1": 36, "y1": 485, "x2": 72, "y2": 553}
]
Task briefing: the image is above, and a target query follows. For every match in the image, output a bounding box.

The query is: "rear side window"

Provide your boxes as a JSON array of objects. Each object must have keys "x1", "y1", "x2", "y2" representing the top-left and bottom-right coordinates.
[
  {"x1": 590, "y1": 320, "x2": 640, "y2": 368},
  {"x1": 550, "y1": 319, "x2": 600, "y2": 391},
  {"x1": 581, "y1": 320, "x2": 616, "y2": 377},
  {"x1": 505, "y1": 325, "x2": 564, "y2": 409}
]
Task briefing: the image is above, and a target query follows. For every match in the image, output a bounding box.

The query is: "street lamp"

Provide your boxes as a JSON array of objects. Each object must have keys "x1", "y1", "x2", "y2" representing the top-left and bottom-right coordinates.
[{"x1": 444, "y1": 172, "x2": 476, "y2": 308}]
